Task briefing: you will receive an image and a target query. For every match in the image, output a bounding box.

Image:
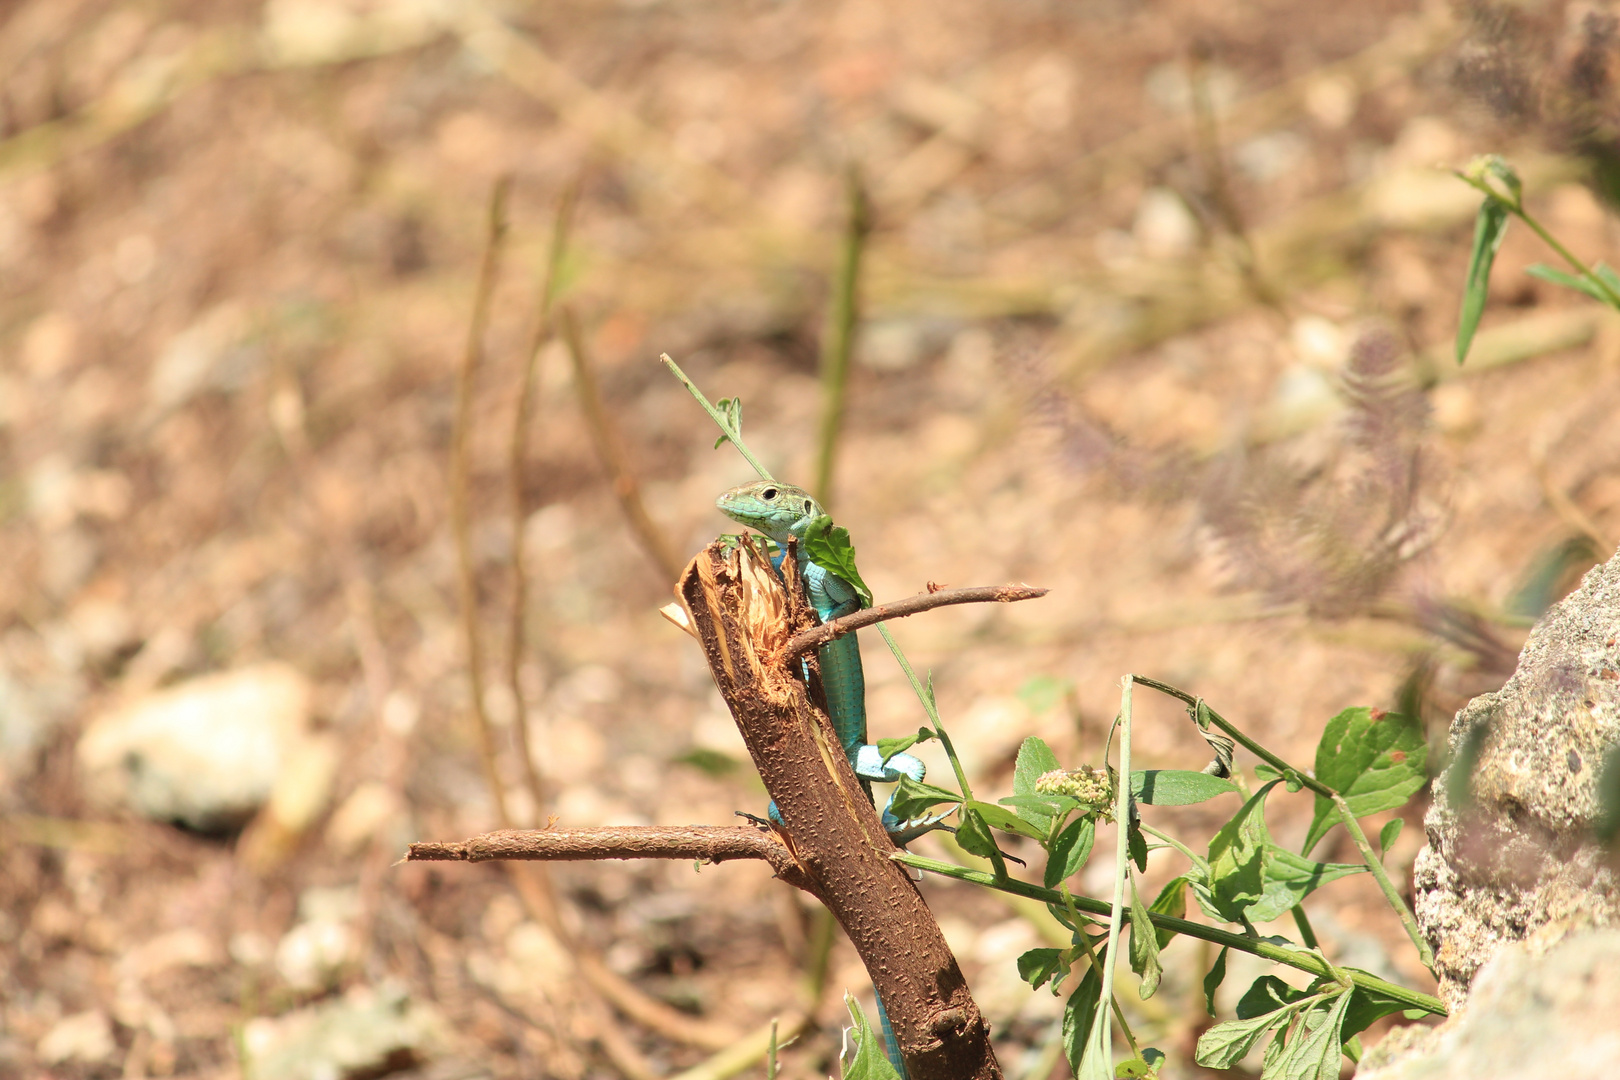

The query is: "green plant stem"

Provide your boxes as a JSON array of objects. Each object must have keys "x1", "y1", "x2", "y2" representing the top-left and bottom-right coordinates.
[
  {"x1": 891, "y1": 852, "x2": 1446, "y2": 1017},
  {"x1": 1090, "y1": 677, "x2": 1134, "y2": 1074},
  {"x1": 1459, "y1": 174, "x2": 1620, "y2": 311},
  {"x1": 661, "y1": 353, "x2": 775, "y2": 482},
  {"x1": 1291, "y1": 906, "x2": 1319, "y2": 951},
  {"x1": 1130, "y1": 675, "x2": 1434, "y2": 976},
  {"x1": 1060, "y1": 889, "x2": 1141, "y2": 1058},
  {"x1": 1514, "y1": 207, "x2": 1620, "y2": 309},
  {"x1": 877, "y1": 622, "x2": 1009, "y2": 879},
  {"x1": 814, "y1": 168, "x2": 869, "y2": 508},
  {"x1": 1331, "y1": 792, "x2": 1436, "y2": 974}
]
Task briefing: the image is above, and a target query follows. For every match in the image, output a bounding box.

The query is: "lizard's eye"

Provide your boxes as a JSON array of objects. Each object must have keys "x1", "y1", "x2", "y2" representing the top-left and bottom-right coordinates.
[{"x1": 761, "y1": 487, "x2": 778, "y2": 500}]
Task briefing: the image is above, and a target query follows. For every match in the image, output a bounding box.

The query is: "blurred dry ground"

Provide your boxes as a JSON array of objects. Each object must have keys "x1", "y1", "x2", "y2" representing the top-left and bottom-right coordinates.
[{"x1": 5, "y1": 0, "x2": 1620, "y2": 1078}]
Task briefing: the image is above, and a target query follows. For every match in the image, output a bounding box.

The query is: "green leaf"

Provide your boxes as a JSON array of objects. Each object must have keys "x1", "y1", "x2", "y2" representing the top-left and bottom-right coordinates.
[
  {"x1": 1267, "y1": 990, "x2": 1352, "y2": 1080},
  {"x1": 1526, "y1": 263, "x2": 1613, "y2": 304},
  {"x1": 1018, "y1": 948, "x2": 1070, "y2": 993},
  {"x1": 801, "y1": 516, "x2": 873, "y2": 607},
  {"x1": 1457, "y1": 197, "x2": 1511, "y2": 364},
  {"x1": 1000, "y1": 793, "x2": 1083, "y2": 818},
  {"x1": 1115, "y1": 1048, "x2": 1164, "y2": 1079},
  {"x1": 1013, "y1": 736, "x2": 1065, "y2": 832},
  {"x1": 1204, "y1": 781, "x2": 1281, "y2": 922},
  {"x1": 840, "y1": 993, "x2": 903, "y2": 1080},
  {"x1": 1339, "y1": 976, "x2": 1417, "y2": 1042},
  {"x1": 1018, "y1": 675, "x2": 1075, "y2": 715},
  {"x1": 1378, "y1": 818, "x2": 1403, "y2": 856},
  {"x1": 1148, "y1": 876, "x2": 1187, "y2": 950},
  {"x1": 712, "y1": 397, "x2": 744, "y2": 448},
  {"x1": 1077, "y1": 988, "x2": 1114, "y2": 1080},
  {"x1": 967, "y1": 800, "x2": 1048, "y2": 841},
  {"x1": 1061, "y1": 963, "x2": 1104, "y2": 1078},
  {"x1": 1128, "y1": 814, "x2": 1148, "y2": 873},
  {"x1": 1128, "y1": 875, "x2": 1163, "y2": 998},
  {"x1": 887, "y1": 774, "x2": 963, "y2": 822},
  {"x1": 1202, "y1": 947, "x2": 1228, "y2": 1016},
  {"x1": 875, "y1": 730, "x2": 933, "y2": 762},
  {"x1": 1236, "y1": 975, "x2": 1305, "y2": 1019},
  {"x1": 955, "y1": 807, "x2": 999, "y2": 860},
  {"x1": 1302, "y1": 708, "x2": 1427, "y2": 857},
  {"x1": 1194, "y1": 1009, "x2": 1293, "y2": 1070},
  {"x1": 1131, "y1": 770, "x2": 1238, "y2": 806},
  {"x1": 1245, "y1": 845, "x2": 1366, "y2": 924},
  {"x1": 1045, "y1": 815, "x2": 1097, "y2": 888}
]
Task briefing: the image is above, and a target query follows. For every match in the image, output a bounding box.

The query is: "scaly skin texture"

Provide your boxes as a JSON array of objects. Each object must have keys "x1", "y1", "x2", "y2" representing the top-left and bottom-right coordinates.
[
  {"x1": 715, "y1": 480, "x2": 909, "y2": 1078},
  {"x1": 715, "y1": 481, "x2": 867, "y2": 758}
]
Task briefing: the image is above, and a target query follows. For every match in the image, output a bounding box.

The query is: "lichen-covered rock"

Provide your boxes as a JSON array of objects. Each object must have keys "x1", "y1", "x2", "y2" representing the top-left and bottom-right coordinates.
[{"x1": 1413, "y1": 548, "x2": 1620, "y2": 1012}]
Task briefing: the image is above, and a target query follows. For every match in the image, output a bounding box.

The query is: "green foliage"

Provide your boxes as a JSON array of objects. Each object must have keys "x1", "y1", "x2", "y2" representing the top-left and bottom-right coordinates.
[
  {"x1": 801, "y1": 515, "x2": 874, "y2": 607},
  {"x1": 1378, "y1": 818, "x2": 1403, "y2": 857},
  {"x1": 839, "y1": 995, "x2": 902, "y2": 1080},
  {"x1": 887, "y1": 774, "x2": 962, "y2": 821},
  {"x1": 1203, "y1": 946, "x2": 1229, "y2": 1015},
  {"x1": 1018, "y1": 947, "x2": 1069, "y2": 994},
  {"x1": 1127, "y1": 874, "x2": 1163, "y2": 998},
  {"x1": 1132, "y1": 770, "x2": 1237, "y2": 806},
  {"x1": 1061, "y1": 964, "x2": 1105, "y2": 1078},
  {"x1": 1457, "y1": 192, "x2": 1511, "y2": 364},
  {"x1": 875, "y1": 729, "x2": 935, "y2": 763},
  {"x1": 1301, "y1": 707, "x2": 1427, "y2": 857},
  {"x1": 712, "y1": 396, "x2": 743, "y2": 448}
]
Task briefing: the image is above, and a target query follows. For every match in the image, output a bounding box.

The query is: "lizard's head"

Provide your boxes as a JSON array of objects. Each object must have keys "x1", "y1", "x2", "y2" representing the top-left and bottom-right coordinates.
[{"x1": 715, "y1": 481, "x2": 824, "y2": 544}]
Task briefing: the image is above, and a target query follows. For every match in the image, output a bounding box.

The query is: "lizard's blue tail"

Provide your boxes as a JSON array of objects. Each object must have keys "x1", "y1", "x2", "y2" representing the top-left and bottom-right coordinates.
[{"x1": 876, "y1": 993, "x2": 909, "y2": 1079}]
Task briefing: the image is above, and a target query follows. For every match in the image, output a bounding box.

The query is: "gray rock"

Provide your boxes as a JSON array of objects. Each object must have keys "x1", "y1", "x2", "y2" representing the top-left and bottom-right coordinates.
[
  {"x1": 77, "y1": 663, "x2": 311, "y2": 830},
  {"x1": 1356, "y1": 930, "x2": 1620, "y2": 1079},
  {"x1": 1414, "y1": 548, "x2": 1620, "y2": 1010},
  {"x1": 1365, "y1": 548, "x2": 1620, "y2": 1075}
]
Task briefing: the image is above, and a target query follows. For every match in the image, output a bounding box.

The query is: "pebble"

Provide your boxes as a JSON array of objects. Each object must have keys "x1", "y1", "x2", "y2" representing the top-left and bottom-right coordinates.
[{"x1": 76, "y1": 663, "x2": 312, "y2": 831}]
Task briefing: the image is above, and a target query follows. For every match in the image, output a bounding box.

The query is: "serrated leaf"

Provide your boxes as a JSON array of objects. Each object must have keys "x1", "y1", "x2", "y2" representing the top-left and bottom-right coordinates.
[
  {"x1": 840, "y1": 993, "x2": 903, "y2": 1080},
  {"x1": 887, "y1": 774, "x2": 962, "y2": 822},
  {"x1": 1244, "y1": 845, "x2": 1366, "y2": 924},
  {"x1": 1205, "y1": 781, "x2": 1281, "y2": 923},
  {"x1": 1378, "y1": 818, "x2": 1403, "y2": 856},
  {"x1": 1194, "y1": 1009, "x2": 1293, "y2": 1070},
  {"x1": 1132, "y1": 770, "x2": 1239, "y2": 806},
  {"x1": 1267, "y1": 990, "x2": 1351, "y2": 1080},
  {"x1": 801, "y1": 516, "x2": 873, "y2": 607},
  {"x1": 1013, "y1": 736, "x2": 1065, "y2": 832},
  {"x1": 1018, "y1": 947, "x2": 1070, "y2": 993},
  {"x1": 1148, "y1": 876, "x2": 1187, "y2": 949},
  {"x1": 1128, "y1": 875, "x2": 1163, "y2": 999},
  {"x1": 1062, "y1": 963, "x2": 1105, "y2": 1077},
  {"x1": 1457, "y1": 197, "x2": 1511, "y2": 364},
  {"x1": 1045, "y1": 815, "x2": 1097, "y2": 888},
  {"x1": 1203, "y1": 946, "x2": 1228, "y2": 1016},
  {"x1": 967, "y1": 800, "x2": 1048, "y2": 841},
  {"x1": 1302, "y1": 708, "x2": 1427, "y2": 857}
]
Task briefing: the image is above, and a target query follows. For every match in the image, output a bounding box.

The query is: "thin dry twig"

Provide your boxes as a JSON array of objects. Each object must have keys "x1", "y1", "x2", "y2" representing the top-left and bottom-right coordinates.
[
  {"x1": 561, "y1": 304, "x2": 684, "y2": 581},
  {"x1": 408, "y1": 825, "x2": 809, "y2": 884},
  {"x1": 505, "y1": 181, "x2": 579, "y2": 824},
  {"x1": 783, "y1": 583, "x2": 1048, "y2": 660},
  {"x1": 450, "y1": 175, "x2": 514, "y2": 829}
]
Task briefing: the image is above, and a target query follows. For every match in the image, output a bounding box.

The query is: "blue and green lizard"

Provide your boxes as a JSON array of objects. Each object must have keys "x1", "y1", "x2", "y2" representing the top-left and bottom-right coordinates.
[{"x1": 716, "y1": 479, "x2": 944, "y2": 1078}]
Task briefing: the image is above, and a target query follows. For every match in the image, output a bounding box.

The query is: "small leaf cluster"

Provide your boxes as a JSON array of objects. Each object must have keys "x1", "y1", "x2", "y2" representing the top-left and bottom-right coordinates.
[{"x1": 1007, "y1": 702, "x2": 1428, "y2": 1078}]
